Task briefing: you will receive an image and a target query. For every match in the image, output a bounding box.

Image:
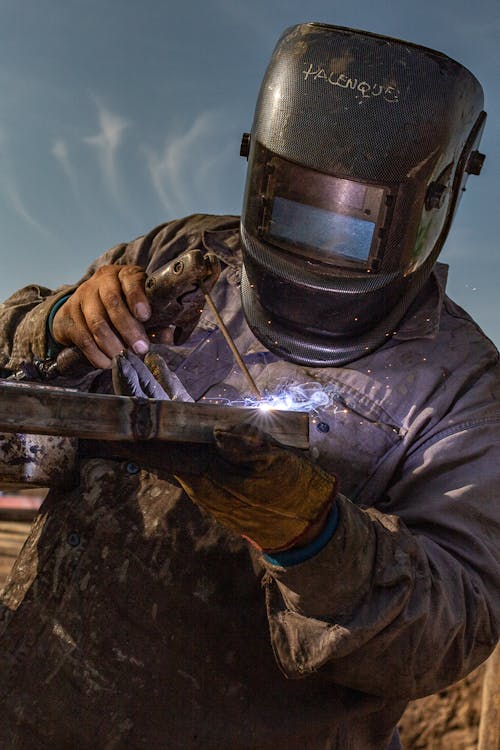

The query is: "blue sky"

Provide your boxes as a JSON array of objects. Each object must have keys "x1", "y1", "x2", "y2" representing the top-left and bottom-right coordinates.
[{"x1": 0, "y1": 0, "x2": 498, "y2": 346}]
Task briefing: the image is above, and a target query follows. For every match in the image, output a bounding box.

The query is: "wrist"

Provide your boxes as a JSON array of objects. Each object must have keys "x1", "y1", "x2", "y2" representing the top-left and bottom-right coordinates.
[
  {"x1": 46, "y1": 293, "x2": 72, "y2": 356},
  {"x1": 262, "y1": 501, "x2": 339, "y2": 567},
  {"x1": 290, "y1": 502, "x2": 333, "y2": 549},
  {"x1": 265, "y1": 502, "x2": 333, "y2": 555}
]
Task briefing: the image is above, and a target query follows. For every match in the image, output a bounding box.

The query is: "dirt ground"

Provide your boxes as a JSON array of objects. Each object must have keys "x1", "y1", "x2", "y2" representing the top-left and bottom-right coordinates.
[
  {"x1": 398, "y1": 664, "x2": 484, "y2": 749},
  {"x1": 0, "y1": 514, "x2": 488, "y2": 749}
]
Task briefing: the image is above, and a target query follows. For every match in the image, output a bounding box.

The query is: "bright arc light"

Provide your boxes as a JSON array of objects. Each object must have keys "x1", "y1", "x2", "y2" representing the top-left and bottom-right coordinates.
[
  {"x1": 258, "y1": 402, "x2": 273, "y2": 412},
  {"x1": 241, "y1": 383, "x2": 338, "y2": 413},
  {"x1": 205, "y1": 382, "x2": 339, "y2": 414}
]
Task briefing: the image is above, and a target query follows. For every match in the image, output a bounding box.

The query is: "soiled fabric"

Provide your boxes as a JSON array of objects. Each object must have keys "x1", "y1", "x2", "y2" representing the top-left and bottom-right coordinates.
[{"x1": 0, "y1": 214, "x2": 498, "y2": 750}]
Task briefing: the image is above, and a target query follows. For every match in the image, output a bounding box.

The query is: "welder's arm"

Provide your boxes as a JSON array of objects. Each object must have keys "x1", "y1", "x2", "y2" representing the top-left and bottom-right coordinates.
[
  {"x1": 262, "y1": 410, "x2": 500, "y2": 700},
  {"x1": 0, "y1": 235, "x2": 147, "y2": 371},
  {"x1": 0, "y1": 215, "x2": 239, "y2": 372}
]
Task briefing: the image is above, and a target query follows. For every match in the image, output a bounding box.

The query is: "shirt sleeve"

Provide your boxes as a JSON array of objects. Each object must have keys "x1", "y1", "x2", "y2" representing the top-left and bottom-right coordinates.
[
  {"x1": 262, "y1": 365, "x2": 500, "y2": 701},
  {"x1": 0, "y1": 214, "x2": 239, "y2": 371}
]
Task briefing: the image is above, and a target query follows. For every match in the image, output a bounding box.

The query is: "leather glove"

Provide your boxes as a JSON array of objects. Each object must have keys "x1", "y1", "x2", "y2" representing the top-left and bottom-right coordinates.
[
  {"x1": 110, "y1": 351, "x2": 337, "y2": 552},
  {"x1": 112, "y1": 349, "x2": 193, "y2": 401},
  {"x1": 174, "y1": 423, "x2": 337, "y2": 552}
]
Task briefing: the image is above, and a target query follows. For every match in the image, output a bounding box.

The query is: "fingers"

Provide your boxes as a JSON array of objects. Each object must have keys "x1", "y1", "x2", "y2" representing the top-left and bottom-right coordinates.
[
  {"x1": 90, "y1": 266, "x2": 150, "y2": 354},
  {"x1": 53, "y1": 297, "x2": 115, "y2": 369},
  {"x1": 117, "y1": 265, "x2": 151, "y2": 323},
  {"x1": 52, "y1": 265, "x2": 151, "y2": 368}
]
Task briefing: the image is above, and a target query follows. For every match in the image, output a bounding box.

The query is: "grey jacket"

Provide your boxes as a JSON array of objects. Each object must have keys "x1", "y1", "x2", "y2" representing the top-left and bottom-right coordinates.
[{"x1": 0, "y1": 214, "x2": 498, "y2": 750}]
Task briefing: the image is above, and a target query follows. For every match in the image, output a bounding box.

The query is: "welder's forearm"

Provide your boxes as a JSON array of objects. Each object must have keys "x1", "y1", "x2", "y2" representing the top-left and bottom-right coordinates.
[
  {"x1": 0, "y1": 226, "x2": 167, "y2": 371},
  {"x1": 264, "y1": 492, "x2": 498, "y2": 700},
  {"x1": 0, "y1": 285, "x2": 78, "y2": 371}
]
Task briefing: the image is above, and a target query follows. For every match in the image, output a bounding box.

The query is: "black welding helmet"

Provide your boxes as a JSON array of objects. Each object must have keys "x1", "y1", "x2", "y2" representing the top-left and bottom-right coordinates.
[{"x1": 240, "y1": 23, "x2": 486, "y2": 365}]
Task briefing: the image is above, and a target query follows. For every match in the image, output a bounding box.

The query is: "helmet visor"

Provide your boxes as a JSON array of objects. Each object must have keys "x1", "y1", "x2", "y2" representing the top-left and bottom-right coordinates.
[{"x1": 247, "y1": 143, "x2": 394, "y2": 273}]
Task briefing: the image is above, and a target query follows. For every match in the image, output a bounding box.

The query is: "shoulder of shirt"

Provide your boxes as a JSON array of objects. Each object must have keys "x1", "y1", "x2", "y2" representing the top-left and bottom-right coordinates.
[
  {"x1": 126, "y1": 214, "x2": 241, "y2": 272},
  {"x1": 154, "y1": 213, "x2": 240, "y2": 242}
]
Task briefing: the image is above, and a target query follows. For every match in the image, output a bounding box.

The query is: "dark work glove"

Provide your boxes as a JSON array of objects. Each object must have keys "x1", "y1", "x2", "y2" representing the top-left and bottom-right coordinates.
[{"x1": 111, "y1": 349, "x2": 193, "y2": 401}]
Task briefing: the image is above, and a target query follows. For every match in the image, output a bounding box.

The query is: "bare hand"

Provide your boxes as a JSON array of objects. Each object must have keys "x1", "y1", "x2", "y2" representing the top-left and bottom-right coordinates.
[{"x1": 52, "y1": 265, "x2": 152, "y2": 368}]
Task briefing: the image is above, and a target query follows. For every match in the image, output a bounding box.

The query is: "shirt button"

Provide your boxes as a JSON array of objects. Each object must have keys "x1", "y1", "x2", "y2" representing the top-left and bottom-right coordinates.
[
  {"x1": 126, "y1": 462, "x2": 141, "y2": 475},
  {"x1": 316, "y1": 421, "x2": 330, "y2": 433},
  {"x1": 67, "y1": 531, "x2": 81, "y2": 547}
]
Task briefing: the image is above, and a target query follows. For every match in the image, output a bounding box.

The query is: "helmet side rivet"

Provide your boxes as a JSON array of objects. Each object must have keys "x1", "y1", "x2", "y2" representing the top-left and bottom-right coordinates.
[{"x1": 425, "y1": 182, "x2": 448, "y2": 210}]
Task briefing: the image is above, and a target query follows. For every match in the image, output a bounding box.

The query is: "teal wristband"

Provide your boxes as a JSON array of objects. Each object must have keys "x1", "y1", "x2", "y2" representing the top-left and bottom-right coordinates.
[
  {"x1": 263, "y1": 502, "x2": 339, "y2": 567},
  {"x1": 46, "y1": 294, "x2": 72, "y2": 358}
]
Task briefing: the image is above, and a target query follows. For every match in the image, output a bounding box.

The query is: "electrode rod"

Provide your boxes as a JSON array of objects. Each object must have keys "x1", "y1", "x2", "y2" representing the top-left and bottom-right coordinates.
[{"x1": 203, "y1": 290, "x2": 262, "y2": 399}]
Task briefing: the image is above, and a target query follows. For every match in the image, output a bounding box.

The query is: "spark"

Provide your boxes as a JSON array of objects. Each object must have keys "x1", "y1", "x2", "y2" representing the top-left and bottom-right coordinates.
[{"x1": 205, "y1": 382, "x2": 339, "y2": 414}]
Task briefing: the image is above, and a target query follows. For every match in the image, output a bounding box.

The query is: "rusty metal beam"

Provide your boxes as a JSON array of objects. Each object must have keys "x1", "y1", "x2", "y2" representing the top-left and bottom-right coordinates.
[{"x1": 0, "y1": 382, "x2": 309, "y2": 449}]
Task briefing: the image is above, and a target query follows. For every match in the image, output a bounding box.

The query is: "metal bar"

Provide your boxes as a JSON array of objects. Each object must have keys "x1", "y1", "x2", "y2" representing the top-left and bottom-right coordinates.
[{"x1": 0, "y1": 382, "x2": 309, "y2": 449}]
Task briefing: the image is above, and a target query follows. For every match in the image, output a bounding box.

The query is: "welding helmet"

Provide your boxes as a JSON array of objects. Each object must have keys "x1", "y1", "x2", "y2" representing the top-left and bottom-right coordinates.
[{"x1": 239, "y1": 23, "x2": 486, "y2": 365}]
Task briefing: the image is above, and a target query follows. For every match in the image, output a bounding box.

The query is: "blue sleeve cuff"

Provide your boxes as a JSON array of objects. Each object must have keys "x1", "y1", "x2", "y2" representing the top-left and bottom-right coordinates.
[
  {"x1": 263, "y1": 501, "x2": 339, "y2": 567},
  {"x1": 46, "y1": 294, "x2": 73, "y2": 358}
]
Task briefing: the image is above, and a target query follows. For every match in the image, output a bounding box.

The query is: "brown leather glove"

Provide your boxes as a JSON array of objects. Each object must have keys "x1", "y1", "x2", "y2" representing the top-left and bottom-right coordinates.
[{"x1": 173, "y1": 423, "x2": 337, "y2": 552}]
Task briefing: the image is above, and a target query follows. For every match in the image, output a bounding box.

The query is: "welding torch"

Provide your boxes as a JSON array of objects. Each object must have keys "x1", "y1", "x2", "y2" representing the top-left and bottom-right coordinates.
[{"x1": 53, "y1": 249, "x2": 262, "y2": 398}]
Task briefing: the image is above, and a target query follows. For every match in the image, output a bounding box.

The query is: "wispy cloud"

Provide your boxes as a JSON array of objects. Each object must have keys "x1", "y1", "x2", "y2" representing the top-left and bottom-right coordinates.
[
  {"x1": 144, "y1": 109, "x2": 237, "y2": 217},
  {"x1": 51, "y1": 138, "x2": 79, "y2": 198},
  {"x1": 0, "y1": 125, "x2": 55, "y2": 240},
  {"x1": 84, "y1": 98, "x2": 130, "y2": 212},
  {"x1": 4, "y1": 181, "x2": 55, "y2": 241}
]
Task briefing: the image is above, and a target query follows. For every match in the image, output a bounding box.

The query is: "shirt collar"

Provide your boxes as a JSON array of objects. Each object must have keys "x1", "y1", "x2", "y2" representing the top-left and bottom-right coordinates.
[{"x1": 391, "y1": 262, "x2": 448, "y2": 341}]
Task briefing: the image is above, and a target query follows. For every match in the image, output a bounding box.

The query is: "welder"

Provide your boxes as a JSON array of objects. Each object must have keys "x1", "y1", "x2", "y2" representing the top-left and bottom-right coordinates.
[{"x1": 0, "y1": 23, "x2": 498, "y2": 750}]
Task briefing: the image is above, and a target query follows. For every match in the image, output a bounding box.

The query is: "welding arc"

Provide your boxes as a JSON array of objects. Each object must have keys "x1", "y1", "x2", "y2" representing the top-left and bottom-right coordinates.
[{"x1": 203, "y1": 290, "x2": 262, "y2": 399}]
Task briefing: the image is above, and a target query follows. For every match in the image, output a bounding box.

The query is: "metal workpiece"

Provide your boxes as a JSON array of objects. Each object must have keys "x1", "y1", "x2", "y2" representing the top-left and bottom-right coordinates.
[{"x1": 0, "y1": 382, "x2": 309, "y2": 449}]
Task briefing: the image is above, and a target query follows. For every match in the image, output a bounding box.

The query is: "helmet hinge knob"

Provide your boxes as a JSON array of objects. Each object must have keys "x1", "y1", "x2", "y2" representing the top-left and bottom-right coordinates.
[
  {"x1": 465, "y1": 150, "x2": 486, "y2": 175},
  {"x1": 240, "y1": 132, "x2": 251, "y2": 159}
]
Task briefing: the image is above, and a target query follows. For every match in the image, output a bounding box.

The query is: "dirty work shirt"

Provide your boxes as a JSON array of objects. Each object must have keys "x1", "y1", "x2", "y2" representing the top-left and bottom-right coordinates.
[{"x1": 0, "y1": 214, "x2": 498, "y2": 750}]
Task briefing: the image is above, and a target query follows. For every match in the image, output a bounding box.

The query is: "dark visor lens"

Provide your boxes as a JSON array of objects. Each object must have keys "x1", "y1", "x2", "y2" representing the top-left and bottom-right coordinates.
[
  {"x1": 248, "y1": 143, "x2": 392, "y2": 271},
  {"x1": 269, "y1": 196, "x2": 376, "y2": 262}
]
